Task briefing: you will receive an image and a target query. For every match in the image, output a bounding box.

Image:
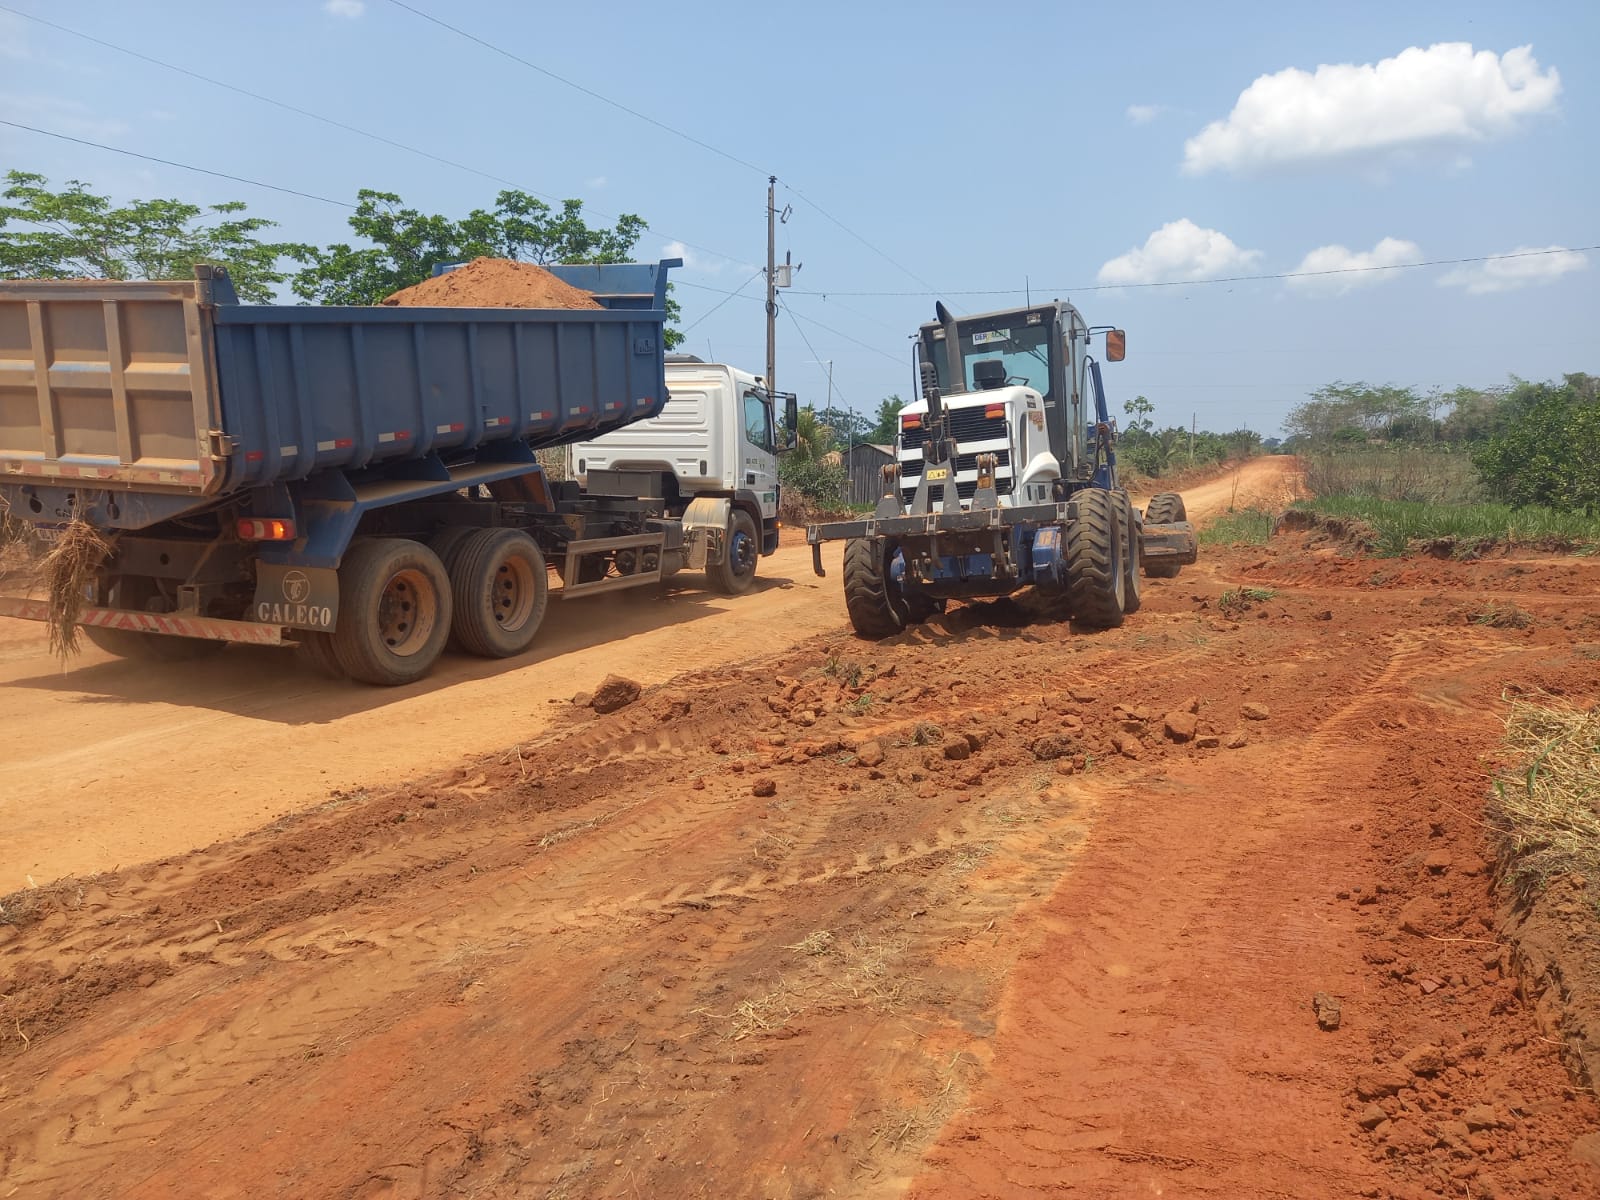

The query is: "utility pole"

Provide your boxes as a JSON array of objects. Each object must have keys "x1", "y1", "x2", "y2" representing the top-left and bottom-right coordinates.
[
  {"x1": 765, "y1": 176, "x2": 777, "y2": 400},
  {"x1": 1190, "y1": 413, "x2": 1196, "y2": 465}
]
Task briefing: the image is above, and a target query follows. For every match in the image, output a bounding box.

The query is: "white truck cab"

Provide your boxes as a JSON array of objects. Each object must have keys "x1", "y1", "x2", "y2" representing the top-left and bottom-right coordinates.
[{"x1": 567, "y1": 358, "x2": 790, "y2": 557}]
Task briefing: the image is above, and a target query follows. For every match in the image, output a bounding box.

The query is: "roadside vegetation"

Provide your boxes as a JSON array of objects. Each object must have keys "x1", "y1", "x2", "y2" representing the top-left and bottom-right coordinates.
[
  {"x1": 1283, "y1": 376, "x2": 1599, "y2": 556},
  {"x1": 1490, "y1": 700, "x2": 1600, "y2": 902}
]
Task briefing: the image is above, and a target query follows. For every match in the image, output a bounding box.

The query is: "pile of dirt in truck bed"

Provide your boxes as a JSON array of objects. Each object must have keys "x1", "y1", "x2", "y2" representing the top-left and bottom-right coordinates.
[{"x1": 380, "y1": 257, "x2": 602, "y2": 309}]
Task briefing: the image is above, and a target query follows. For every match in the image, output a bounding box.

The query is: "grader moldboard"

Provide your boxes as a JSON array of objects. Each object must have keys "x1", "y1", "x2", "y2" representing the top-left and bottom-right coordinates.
[{"x1": 807, "y1": 300, "x2": 1196, "y2": 636}]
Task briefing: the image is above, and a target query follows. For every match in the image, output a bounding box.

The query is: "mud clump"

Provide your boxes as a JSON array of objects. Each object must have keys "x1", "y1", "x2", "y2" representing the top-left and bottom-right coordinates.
[
  {"x1": 382, "y1": 257, "x2": 603, "y2": 310},
  {"x1": 590, "y1": 675, "x2": 641, "y2": 714}
]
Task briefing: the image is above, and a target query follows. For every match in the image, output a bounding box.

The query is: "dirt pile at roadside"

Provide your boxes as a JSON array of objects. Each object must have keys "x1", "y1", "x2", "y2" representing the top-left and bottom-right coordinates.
[{"x1": 381, "y1": 257, "x2": 602, "y2": 309}]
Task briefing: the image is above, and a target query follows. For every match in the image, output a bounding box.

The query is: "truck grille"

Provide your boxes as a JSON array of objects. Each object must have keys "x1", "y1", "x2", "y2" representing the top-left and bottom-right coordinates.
[{"x1": 898, "y1": 403, "x2": 1014, "y2": 506}]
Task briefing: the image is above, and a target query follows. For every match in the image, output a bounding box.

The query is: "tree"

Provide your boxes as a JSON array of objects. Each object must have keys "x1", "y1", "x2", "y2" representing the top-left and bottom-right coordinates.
[
  {"x1": 0, "y1": 170, "x2": 311, "y2": 303},
  {"x1": 814, "y1": 404, "x2": 870, "y2": 449},
  {"x1": 294, "y1": 188, "x2": 643, "y2": 303},
  {"x1": 1284, "y1": 382, "x2": 1436, "y2": 446},
  {"x1": 1123, "y1": 394, "x2": 1155, "y2": 435},
  {"x1": 292, "y1": 187, "x2": 681, "y2": 346},
  {"x1": 868, "y1": 395, "x2": 906, "y2": 444},
  {"x1": 1472, "y1": 374, "x2": 1600, "y2": 512}
]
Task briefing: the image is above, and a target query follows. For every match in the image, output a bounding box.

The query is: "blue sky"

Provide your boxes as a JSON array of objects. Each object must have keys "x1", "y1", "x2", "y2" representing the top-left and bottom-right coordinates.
[{"x1": 2, "y1": 0, "x2": 1595, "y2": 437}]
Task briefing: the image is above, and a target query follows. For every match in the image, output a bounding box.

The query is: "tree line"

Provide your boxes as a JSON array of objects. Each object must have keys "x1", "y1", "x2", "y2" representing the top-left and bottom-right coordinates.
[
  {"x1": 1283, "y1": 378, "x2": 1598, "y2": 513},
  {"x1": 0, "y1": 170, "x2": 679, "y2": 341}
]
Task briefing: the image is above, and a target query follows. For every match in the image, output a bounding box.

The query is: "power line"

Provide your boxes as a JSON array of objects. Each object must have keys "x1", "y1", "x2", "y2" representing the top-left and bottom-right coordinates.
[
  {"x1": 779, "y1": 299, "x2": 849, "y2": 412},
  {"x1": 787, "y1": 245, "x2": 1600, "y2": 297},
  {"x1": 0, "y1": 120, "x2": 356, "y2": 207},
  {"x1": 383, "y1": 0, "x2": 769, "y2": 178},
  {"x1": 380, "y1": 0, "x2": 945, "y2": 299},
  {"x1": 781, "y1": 299, "x2": 906, "y2": 366},
  {"x1": 779, "y1": 181, "x2": 945, "y2": 298},
  {"x1": 681, "y1": 268, "x2": 763, "y2": 333},
  {"x1": 0, "y1": 3, "x2": 749, "y2": 272}
]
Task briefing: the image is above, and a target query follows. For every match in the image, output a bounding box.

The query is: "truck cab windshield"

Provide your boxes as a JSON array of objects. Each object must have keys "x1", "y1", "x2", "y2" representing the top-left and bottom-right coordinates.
[{"x1": 925, "y1": 319, "x2": 1053, "y2": 398}]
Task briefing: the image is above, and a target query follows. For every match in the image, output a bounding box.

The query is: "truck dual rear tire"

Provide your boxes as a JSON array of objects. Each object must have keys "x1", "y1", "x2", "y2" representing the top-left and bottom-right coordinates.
[
  {"x1": 1064, "y1": 488, "x2": 1126, "y2": 629},
  {"x1": 448, "y1": 529, "x2": 548, "y2": 658},
  {"x1": 1142, "y1": 492, "x2": 1187, "y2": 579},
  {"x1": 707, "y1": 510, "x2": 759, "y2": 594},
  {"x1": 330, "y1": 539, "x2": 452, "y2": 686}
]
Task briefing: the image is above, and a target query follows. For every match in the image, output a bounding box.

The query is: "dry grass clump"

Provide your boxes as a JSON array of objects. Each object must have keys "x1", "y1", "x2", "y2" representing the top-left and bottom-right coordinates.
[
  {"x1": 1489, "y1": 700, "x2": 1600, "y2": 899},
  {"x1": 39, "y1": 519, "x2": 109, "y2": 658}
]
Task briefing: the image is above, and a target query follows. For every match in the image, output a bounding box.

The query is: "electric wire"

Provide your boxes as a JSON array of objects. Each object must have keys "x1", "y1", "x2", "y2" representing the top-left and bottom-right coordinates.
[
  {"x1": 680, "y1": 268, "x2": 763, "y2": 333},
  {"x1": 0, "y1": 120, "x2": 356, "y2": 207},
  {"x1": 0, "y1": 4, "x2": 751, "y2": 272},
  {"x1": 383, "y1": 0, "x2": 770, "y2": 178},
  {"x1": 379, "y1": 0, "x2": 945, "y2": 298},
  {"x1": 779, "y1": 299, "x2": 849, "y2": 412}
]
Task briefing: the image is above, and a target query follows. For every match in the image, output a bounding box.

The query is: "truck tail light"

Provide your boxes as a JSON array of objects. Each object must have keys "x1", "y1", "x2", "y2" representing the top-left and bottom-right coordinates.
[
  {"x1": 984, "y1": 403, "x2": 1006, "y2": 420},
  {"x1": 901, "y1": 415, "x2": 922, "y2": 430},
  {"x1": 238, "y1": 518, "x2": 296, "y2": 541}
]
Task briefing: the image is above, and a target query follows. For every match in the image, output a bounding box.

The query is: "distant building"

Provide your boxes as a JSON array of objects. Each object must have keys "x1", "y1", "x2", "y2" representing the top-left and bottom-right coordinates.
[{"x1": 842, "y1": 443, "x2": 895, "y2": 506}]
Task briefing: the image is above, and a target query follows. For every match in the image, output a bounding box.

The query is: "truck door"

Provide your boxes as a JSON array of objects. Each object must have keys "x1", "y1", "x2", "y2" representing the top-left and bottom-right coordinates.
[{"x1": 741, "y1": 387, "x2": 779, "y2": 520}]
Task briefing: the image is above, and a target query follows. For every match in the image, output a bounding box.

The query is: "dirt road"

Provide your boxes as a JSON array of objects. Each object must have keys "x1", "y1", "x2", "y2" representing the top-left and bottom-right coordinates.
[
  {"x1": 0, "y1": 542, "x2": 854, "y2": 886},
  {"x1": 6, "y1": 456, "x2": 1597, "y2": 1199},
  {"x1": 0, "y1": 459, "x2": 1302, "y2": 889}
]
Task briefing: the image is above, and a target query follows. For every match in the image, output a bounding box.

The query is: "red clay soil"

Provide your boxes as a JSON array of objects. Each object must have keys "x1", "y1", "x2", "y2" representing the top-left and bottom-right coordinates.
[
  {"x1": 381, "y1": 256, "x2": 602, "y2": 308},
  {"x1": 2, "y1": 543, "x2": 1599, "y2": 1199}
]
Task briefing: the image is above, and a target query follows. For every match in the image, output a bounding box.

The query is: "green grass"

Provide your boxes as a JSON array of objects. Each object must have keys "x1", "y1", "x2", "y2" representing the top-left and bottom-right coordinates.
[
  {"x1": 1293, "y1": 495, "x2": 1600, "y2": 557},
  {"x1": 1199, "y1": 507, "x2": 1274, "y2": 546}
]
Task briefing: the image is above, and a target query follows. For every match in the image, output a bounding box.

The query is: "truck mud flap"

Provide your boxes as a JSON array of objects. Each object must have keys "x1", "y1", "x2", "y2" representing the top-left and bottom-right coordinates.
[
  {"x1": 0, "y1": 597, "x2": 285, "y2": 644},
  {"x1": 1140, "y1": 520, "x2": 1199, "y2": 566}
]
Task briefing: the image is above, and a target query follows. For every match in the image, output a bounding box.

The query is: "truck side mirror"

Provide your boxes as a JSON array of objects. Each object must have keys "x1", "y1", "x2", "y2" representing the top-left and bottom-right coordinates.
[
  {"x1": 783, "y1": 392, "x2": 799, "y2": 452},
  {"x1": 1105, "y1": 329, "x2": 1126, "y2": 362}
]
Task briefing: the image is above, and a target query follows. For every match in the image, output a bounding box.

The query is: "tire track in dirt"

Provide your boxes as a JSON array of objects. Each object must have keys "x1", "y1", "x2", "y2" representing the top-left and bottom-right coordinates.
[{"x1": 4, "y1": 536, "x2": 1598, "y2": 1199}]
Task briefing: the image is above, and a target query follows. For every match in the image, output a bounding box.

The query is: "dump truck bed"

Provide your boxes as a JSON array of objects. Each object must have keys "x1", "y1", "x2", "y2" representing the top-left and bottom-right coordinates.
[{"x1": 0, "y1": 262, "x2": 673, "y2": 527}]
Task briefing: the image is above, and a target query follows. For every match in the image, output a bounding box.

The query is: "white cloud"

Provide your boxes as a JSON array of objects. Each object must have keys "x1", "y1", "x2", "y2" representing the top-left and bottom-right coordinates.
[
  {"x1": 323, "y1": 0, "x2": 366, "y2": 18},
  {"x1": 1126, "y1": 104, "x2": 1165, "y2": 125},
  {"x1": 585, "y1": 175, "x2": 607, "y2": 189},
  {"x1": 1183, "y1": 43, "x2": 1560, "y2": 174},
  {"x1": 1288, "y1": 237, "x2": 1423, "y2": 294},
  {"x1": 1097, "y1": 219, "x2": 1262, "y2": 285},
  {"x1": 1438, "y1": 246, "x2": 1588, "y2": 294}
]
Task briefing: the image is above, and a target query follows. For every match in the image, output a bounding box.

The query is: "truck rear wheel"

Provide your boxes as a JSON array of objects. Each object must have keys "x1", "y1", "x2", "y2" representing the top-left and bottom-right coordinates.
[
  {"x1": 1142, "y1": 492, "x2": 1187, "y2": 579},
  {"x1": 293, "y1": 631, "x2": 347, "y2": 680},
  {"x1": 1064, "y1": 489, "x2": 1126, "y2": 629},
  {"x1": 330, "y1": 538, "x2": 452, "y2": 686},
  {"x1": 707, "y1": 510, "x2": 759, "y2": 594},
  {"x1": 1118, "y1": 491, "x2": 1143, "y2": 614},
  {"x1": 449, "y1": 529, "x2": 548, "y2": 658}
]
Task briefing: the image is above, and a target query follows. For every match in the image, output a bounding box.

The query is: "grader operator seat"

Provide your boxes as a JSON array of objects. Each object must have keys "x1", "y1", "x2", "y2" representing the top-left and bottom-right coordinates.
[{"x1": 972, "y1": 359, "x2": 1007, "y2": 390}]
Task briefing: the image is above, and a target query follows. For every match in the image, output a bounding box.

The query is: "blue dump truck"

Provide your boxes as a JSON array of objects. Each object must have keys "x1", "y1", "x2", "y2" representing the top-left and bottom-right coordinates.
[{"x1": 0, "y1": 260, "x2": 790, "y2": 684}]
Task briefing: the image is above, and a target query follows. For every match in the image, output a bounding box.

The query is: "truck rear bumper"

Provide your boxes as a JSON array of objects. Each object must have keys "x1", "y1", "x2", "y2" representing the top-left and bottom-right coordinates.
[{"x1": 0, "y1": 597, "x2": 285, "y2": 645}]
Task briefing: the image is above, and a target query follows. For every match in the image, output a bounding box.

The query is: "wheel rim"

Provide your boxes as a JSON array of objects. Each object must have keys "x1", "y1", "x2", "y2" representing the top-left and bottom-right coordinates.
[
  {"x1": 377, "y1": 567, "x2": 438, "y2": 657},
  {"x1": 730, "y1": 528, "x2": 756, "y2": 576},
  {"x1": 492, "y1": 552, "x2": 537, "y2": 631}
]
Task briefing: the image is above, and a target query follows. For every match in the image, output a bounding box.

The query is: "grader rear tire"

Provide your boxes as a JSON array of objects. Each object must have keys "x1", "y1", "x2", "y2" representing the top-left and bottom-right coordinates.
[
  {"x1": 1142, "y1": 492, "x2": 1187, "y2": 579},
  {"x1": 1117, "y1": 490, "x2": 1143, "y2": 615},
  {"x1": 1064, "y1": 489, "x2": 1126, "y2": 629},
  {"x1": 843, "y1": 538, "x2": 911, "y2": 639}
]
